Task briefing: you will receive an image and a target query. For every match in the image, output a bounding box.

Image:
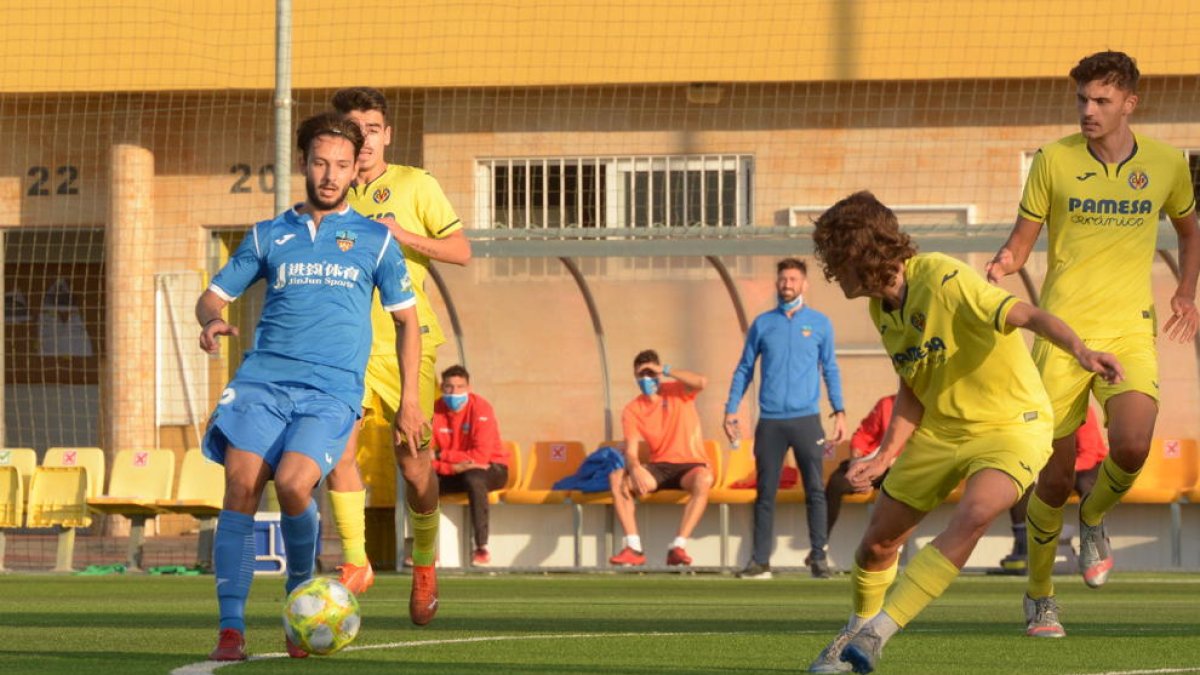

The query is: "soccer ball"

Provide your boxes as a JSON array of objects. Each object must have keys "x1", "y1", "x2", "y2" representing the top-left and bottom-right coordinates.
[{"x1": 282, "y1": 577, "x2": 361, "y2": 655}]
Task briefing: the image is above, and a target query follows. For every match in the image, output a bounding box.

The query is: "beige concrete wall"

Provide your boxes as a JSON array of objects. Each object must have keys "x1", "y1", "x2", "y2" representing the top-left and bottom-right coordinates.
[{"x1": 0, "y1": 80, "x2": 1196, "y2": 459}]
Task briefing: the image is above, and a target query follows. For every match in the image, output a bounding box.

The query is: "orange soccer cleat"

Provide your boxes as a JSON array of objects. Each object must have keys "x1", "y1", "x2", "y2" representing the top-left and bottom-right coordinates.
[
  {"x1": 410, "y1": 564, "x2": 439, "y2": 626},
  {"x1": 337, "y1": 560, "x2": 376, "y2": 595},
  {"x1": 207, "y1": 628, "x2": 247, "y2": 661}
]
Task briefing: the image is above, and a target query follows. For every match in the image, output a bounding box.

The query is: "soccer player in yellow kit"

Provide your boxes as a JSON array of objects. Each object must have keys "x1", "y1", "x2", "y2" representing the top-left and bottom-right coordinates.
[
  {"x1": 988, "y1": 51, "x2": 1199, "y2": 638},
  {"x1": 806, "y1": 192, "x2": 1122, "y2": 674},
  {"x1": 326, "y1": 87, "x2": 471, "y2": 625}
]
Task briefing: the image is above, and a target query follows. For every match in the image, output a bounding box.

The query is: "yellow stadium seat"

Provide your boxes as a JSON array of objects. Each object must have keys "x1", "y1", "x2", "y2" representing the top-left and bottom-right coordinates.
[
  {"x1": 0, "y1": 466, "x2": 21, "y2": 528},
  {"x1": 27, "y1": 465, "x2": 91, "y2": 572},
  {"x1": 156, "y1": 448, "x2": 224, "y2": 517},
  {"x1": 0, "y1": 448, "x2": 37, "y2": 499},
  {"x1": 0, "y1": 466, "x2": 22, "y2": 571},
  {"x1": 88, "y1": 448, "x2": 176, "y2": 571},
  {"x1": 44, "y1": 447, "x2": 106, "y2": 499},
  {"x1": 157, "y1": 448, "x2": 225, "y2": 571},
  {"x1": 439, "y1": 441, "x2": 520, "y2": 566},
  {"x1": 503, "y1": 441, "x2": 586, "y2": 505}
]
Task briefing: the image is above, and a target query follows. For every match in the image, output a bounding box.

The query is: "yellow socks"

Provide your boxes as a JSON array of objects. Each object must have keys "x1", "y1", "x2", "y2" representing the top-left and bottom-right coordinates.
[
  {"x1": 881, "y1": 545, "x2": 959, "y2": 628},
  {"x1": 1080, "y1": 456, "x2": 1139, "y2": 527},
  {"x1": 852, "y1": 560, "x2": 898, "y2": 623},
  {"x1": 1025, "y1": 492, "x2": 1061, "y2": 599},
  {"x1": 411, "y1": 506, "x2": 440, "y2": 567},
  {"x1": 329, "y1": 490, "x2": 368, "y2": 566}
]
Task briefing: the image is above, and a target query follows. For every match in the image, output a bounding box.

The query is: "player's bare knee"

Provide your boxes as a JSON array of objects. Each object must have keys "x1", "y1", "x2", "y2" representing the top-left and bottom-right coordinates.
[
  {"x1": 858, "y1": 538, "x2": 900, "y2": 566},
  {"x1": 222, "y1": 479, "x2": 259, "y2": 513},
  {"x1": 397, "y1": 454, "x2": 430, "y2": 484}
]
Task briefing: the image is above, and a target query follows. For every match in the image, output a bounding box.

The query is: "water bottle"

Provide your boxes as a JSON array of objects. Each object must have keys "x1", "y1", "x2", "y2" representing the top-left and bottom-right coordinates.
[{"x1": 730, "y1": 419, "x2": 742, "y2": 449}]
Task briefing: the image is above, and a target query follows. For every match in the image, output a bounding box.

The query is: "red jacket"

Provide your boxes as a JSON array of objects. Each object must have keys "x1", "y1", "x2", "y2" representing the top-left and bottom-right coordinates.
[
  {"x1": 849, "y1": 395, "x2": 896, "y2": 458},
  {"x1": 431, "y1": 393, "x2": 508, "y2": 476},
  {"x1": 1074, "y1": 407, "x2": 1108, "y2": 472}
]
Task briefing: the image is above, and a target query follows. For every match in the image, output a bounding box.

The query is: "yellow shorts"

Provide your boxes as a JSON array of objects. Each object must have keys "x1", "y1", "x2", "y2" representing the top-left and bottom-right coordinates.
[
  {"x1": 881, "y1": 419, "x2": 1053, "y2": 513},
  {"x1": 1033, "y1": 334, "x2": 1158, "y2": 439},
  {"x1": 356, "y1": 347, "x2": 438, "y2": 506}
]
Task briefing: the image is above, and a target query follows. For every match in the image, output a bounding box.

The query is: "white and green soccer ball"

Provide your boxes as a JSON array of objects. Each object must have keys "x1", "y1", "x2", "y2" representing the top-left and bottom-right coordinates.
[{"x1": 282, "y1": 577, "x2": 361, "y2": 655}]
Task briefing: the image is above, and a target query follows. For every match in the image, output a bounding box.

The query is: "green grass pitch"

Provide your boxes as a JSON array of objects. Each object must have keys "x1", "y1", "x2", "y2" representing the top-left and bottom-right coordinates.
[{"x1": 0, "y1": 572, "x2": 1197, "y2": 674}]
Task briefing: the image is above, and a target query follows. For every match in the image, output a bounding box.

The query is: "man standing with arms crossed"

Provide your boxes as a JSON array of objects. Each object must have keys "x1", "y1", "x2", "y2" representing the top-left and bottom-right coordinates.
[
  {"x1": 323, "y1": 87, "x2": 471, "y2": 626},
  {"x1": 987, "y1": 50, "x2": 1198, "y2": 638},
  {"x1": 725, "y1": 258, "x2": 847, "y2": 579},
  {"x1": 199, "y1": 113, "x2": 423, "y2": 660}
]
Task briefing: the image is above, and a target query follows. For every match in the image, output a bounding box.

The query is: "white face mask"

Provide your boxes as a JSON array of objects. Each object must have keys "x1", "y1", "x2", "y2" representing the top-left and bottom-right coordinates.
[{"x1": 779, "y1": 295, "x2": 803, "y2": 312}]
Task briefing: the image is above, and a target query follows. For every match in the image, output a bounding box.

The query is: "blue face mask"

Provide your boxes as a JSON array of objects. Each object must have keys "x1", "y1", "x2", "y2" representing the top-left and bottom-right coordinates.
[
  {"x1": 443, "y1": 393, "x2": 468, "y2": 411},
  {"x1": 779, "y1": 295, "x2": 803, "y2": 312},
  {"x1": 638, "y1": 377, "x2": 659, "y2": 396}
]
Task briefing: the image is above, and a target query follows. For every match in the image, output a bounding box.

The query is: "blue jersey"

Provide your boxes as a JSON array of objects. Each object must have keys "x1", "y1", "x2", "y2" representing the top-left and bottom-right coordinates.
[{"x1": 210, "y1": 204, "x2": 416, "y2": 410}]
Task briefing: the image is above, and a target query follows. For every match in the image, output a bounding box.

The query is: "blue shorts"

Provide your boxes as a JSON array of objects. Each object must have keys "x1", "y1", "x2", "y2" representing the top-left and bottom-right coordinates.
[{"x1": 202, "y1": 379, "x2": 357, "y2": 480}]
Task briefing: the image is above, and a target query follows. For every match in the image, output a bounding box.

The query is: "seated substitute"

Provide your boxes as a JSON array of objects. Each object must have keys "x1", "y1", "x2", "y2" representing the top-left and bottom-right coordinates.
[
  {"x1": 609, "y1": 350, "x2": 714, "y2": 567},
  {"x1": 824, "y1": 394, "x2": 896, "y2": 540},
  {"x1": 805, "y1": 191, "x2": 1121, "y2": 674},
  {"x1": 431, "y1": 365, "x2": 510, "y2": 566}
]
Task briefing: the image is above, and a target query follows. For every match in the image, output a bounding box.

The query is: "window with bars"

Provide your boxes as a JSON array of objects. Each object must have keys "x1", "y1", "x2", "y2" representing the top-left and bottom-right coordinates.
[{"x1": 476, "y1": 155, "x2": 754, "y2": 229}]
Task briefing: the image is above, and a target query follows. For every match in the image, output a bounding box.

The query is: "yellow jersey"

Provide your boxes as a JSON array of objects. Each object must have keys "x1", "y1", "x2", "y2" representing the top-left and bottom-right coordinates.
[
  {"x1": 1019, "y1": 133, "x2": 1196, "y2": 339},
  {"x1": 347, "y1": 164, "x2": 463, "y2": 355},
  {"x1": 870, "y1": 253, "x2": 1051, "y2": 430}
]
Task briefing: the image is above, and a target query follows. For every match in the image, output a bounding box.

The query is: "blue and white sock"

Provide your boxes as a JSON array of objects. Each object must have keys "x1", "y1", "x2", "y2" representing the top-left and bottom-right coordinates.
[
  {"x1": 213, "y1": 510, "x2": 256, "y2": 632},
  {"x1": 281, "y1": 500, "x2": 319, "y2": 595}
]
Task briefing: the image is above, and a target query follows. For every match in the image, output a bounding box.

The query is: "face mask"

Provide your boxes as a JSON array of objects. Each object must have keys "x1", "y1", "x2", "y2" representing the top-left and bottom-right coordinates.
[
  {"x1": 779, "y1": 295, "x2": 803, "y2": 312},
  {"x1": 443, "y1": 393, "x2": 468, "y2": 411},
  {"x1": 638, "y1": 377, "x2": 659, "y2": 396}
]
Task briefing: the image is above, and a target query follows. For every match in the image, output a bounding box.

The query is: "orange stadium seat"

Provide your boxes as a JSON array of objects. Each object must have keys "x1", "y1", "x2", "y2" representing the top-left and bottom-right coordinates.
[
  {"x1": 503, "y1": 441, "x2": 585, "y2": 505},
  {"x1": 439, "y1": 441, "x2": 520, "y2": 566},
  {"x1": 1120, "y1": 438, "x2": 1197, "y2": 568}
]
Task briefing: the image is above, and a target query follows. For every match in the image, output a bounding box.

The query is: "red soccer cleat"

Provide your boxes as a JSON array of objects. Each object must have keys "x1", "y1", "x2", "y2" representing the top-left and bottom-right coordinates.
[
  {"x1": 337, "y1": 560, "x2": 376, "y2": 595},
  {"x1": 471, "y1": 548, "x2": 491, "y2": 566},
  {"x1": 609, "y1": 546, "x2": 646, "y2": 566},
  {"x1": 208, "y1": 628, "x2": 246, "y2": 661},
  {"x1": 666, "y1": 546, "x2": 693, "y2": 566},
  {"x1": 410, "y1": 564, "x2": 439, "y2": 626},
  {"x1": 285, "y1": 632, "x2": 309, "y2": 659}
]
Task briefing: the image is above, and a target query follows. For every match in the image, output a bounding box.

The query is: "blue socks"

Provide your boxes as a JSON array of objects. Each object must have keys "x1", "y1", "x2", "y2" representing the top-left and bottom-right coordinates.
[
  {"x1": 213, "y1": 510, "x2": 256, "y2": 632},
  {"x1": 281, "y1": 500, "x2": 319, "y2": 595}
]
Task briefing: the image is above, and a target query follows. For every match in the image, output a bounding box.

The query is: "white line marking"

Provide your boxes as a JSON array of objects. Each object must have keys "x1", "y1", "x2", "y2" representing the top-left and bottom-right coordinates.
[
  {"x1": 1067, "y1": 669, "x2": 1200, "y2": 675},
  {"x1": 170, "y1": 630, "x2": 740, "y2": 675}
]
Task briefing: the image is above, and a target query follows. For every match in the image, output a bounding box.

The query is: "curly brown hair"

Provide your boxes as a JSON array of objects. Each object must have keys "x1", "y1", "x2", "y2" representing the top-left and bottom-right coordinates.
[
  {"x1": 1070, "y1": 51, "x2": 1139, "y2": 93},
  {"x1": 811, "y1": 191, "x2": 916, "y2": 295},
  {"x1": 296, "y1": 112, "x2": 364, "y2": 160}
]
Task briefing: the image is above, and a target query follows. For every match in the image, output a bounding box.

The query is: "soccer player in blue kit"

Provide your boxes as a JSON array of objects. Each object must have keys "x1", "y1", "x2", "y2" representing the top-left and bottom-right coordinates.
[{"x1": 196, "y1": 112, "x2": 424, "y2": 661}]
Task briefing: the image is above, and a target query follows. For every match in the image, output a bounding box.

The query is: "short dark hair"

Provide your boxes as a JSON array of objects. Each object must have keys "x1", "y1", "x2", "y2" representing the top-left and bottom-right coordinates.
[
  {"x1": 296, "y1": 112, "x2": 364, "y2": 159},
  {"x1": 812, "y1": 191, "x2": 917, "y2": 295},
  {"x1": 777, "y1": 257, "x2": 807, "y2": 275},
  {"x1": 633, "y1": 349, "x2": 659, "y2": 370},
  {"x1": 1070, "y1": 51, "x2": 1139, "y2": 93},
  {"x1": 441, "y1": 364, "x2": 470, "y2": 382},
  {"x1": 331, "y1": 87, "x2": 389, "y2": 119}
]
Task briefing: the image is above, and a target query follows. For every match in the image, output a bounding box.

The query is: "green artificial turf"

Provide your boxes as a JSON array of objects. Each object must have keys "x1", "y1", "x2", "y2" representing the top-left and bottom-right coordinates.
[{"x1": 0, "y1": 572, "x2": 1197, "y2": 674}]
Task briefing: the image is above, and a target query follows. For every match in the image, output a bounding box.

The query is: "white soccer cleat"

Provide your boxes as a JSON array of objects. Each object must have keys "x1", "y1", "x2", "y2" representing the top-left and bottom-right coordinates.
[
  {"x1": 1078, "y1": 518, "x2": 1113, "y2": 588},
  {"x1": 1023, "y1": 593, "x2": 1066, "y2": 638},
  {"x1": 808, "y1": 628, "x2": 855, "y2": 672}
]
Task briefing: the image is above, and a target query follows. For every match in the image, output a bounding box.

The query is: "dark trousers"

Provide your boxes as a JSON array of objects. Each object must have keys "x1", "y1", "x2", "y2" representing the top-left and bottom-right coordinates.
[
  {"x1": 752, "y1": 415, "x2": 828, "y2": 565},
  {"x1": 437, "y1": 463, "x2": 508, "y2": 548},
  {"x1": 825, "y1": 460, "x2": 887, "y2": 535}
]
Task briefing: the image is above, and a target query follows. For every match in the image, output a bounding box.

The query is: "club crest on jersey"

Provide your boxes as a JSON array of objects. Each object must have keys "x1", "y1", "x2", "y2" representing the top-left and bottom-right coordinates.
[
  {"x1": 372, "y1": 187, "x2": 391, "y2": 204},
  {"x1": 801, "y1": 325, "x2": 813, "y2": 337},
  {"x1": 335, "y1": 229, "x2": 357, "y2": 252},
  {"x1": 1127, "y1": 170, "x2": 1149, "y2": 190},
  {"x1": 910, "y1": 312, "x2": 926, "y2": 332}
]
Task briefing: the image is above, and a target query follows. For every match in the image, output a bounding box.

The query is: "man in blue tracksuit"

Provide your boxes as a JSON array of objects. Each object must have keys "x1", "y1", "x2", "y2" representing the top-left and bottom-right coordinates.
[{"x1": 725, "y1": 257, "x2": 846, "y2": 579}]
